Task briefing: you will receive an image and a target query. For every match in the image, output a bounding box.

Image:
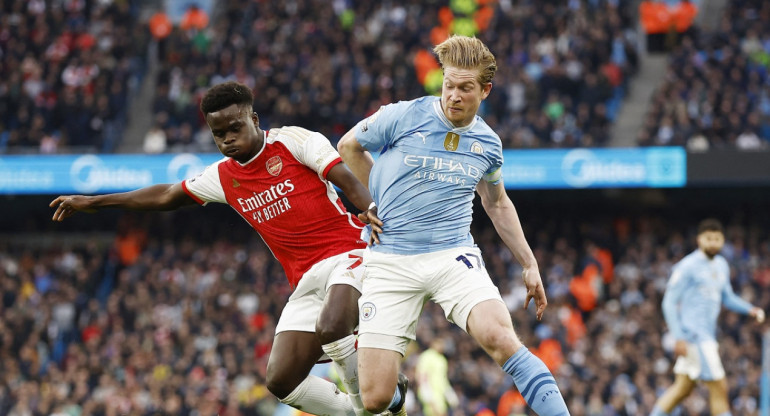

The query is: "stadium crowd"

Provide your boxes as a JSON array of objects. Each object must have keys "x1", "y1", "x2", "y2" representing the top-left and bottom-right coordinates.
[
  {"x1": 1, "y1": 0, "x2": 638, "y2": 153},
  {"x1": 149, "y1": 0, "x2": 637, "y2": 152},
  {"x1": 0, "y1": 204, "x2": 767, "y2": 416},
  {"x1": 0, "y1": 0, "x2": 148, "y2": 153},
  {"x1": 10, "y1": 0, "x2": 770, "y2": 153},
  {"x1": 638, "y1": 0, "x2": 770, "y2": 150}
]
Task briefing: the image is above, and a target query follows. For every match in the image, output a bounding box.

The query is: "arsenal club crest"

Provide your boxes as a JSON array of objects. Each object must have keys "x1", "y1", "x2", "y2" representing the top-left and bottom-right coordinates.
[{"x1": 266, "y1": 156, "x2": 283, "y2": 176}]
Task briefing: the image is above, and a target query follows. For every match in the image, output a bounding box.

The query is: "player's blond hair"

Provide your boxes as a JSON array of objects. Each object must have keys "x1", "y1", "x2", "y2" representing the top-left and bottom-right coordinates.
[{"x1": 433, "y1": 35, "x2": 497, "y2": 85}]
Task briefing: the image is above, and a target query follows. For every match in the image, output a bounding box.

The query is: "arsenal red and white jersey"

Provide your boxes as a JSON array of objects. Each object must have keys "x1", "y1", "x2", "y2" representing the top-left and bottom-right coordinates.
[{"x1": 182, "y1": 126, "x2": 367, "y2": 287}]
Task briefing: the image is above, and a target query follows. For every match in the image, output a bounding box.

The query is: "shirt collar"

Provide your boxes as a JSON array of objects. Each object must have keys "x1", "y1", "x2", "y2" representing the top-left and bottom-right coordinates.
[{"x1": 432, "y1": 99, "x2": 478, "y2": 133}]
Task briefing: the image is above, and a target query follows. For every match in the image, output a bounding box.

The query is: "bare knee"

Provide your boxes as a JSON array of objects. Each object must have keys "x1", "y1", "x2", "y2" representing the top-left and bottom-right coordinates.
[
  {"x1": 705, "y1": 378, "x2": 729, "y2": 401},
  {"x1": 708, "y1": 378, "x2": 727, "y2": 393},
  {"x1": 360, "y1": 370, "x2": 397, "y2": 413},
  {"x1": 315, "y1": 318, "x2": 354, "y2": 345},
  {"x1": 362, "y1": 393, "x2": 393, "y2": 414},
  {"x1": 358, "y1": 348, "x2": 400, "y2": 413},
  {"x1": 467, "y1": 300, "x2": 523, "y2": 364},
  {"x1": 672, "y1": 377, "x2": 696, "y2": 399},
  {"x1": 266, "y1": 364, "x2": 299, "y2": 400}
]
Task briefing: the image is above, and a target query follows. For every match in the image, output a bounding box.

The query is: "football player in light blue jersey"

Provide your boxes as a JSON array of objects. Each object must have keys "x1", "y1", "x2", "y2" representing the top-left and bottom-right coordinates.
[
  {"x1": 339, "y1": 35, "x2": 570, "y2": 416},
  {"x1": 651, "y1": 219, "x2": 765, "y2": 416}
]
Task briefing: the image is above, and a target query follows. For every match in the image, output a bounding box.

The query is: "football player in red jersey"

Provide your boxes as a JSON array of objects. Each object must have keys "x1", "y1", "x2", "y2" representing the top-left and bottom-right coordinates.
[{"x1": 50, "y1": 81, "x2": 407, "y2": 416}]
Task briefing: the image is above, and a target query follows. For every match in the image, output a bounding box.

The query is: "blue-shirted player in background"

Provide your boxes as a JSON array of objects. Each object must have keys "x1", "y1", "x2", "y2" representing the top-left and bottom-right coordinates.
[
  {"x1": 338, "y1": 35, "x2": 570, "y2": 416},
  {"x1": 652, "y1": 219, "x2": 765, "y2": 416}
]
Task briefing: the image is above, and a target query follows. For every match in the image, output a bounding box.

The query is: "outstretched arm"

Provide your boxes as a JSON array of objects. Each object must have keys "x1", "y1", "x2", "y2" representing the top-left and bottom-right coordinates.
[
  {"x1": 476, "y1": 179, "x2": 546, "y2": 319},
  {"x1": 50, "y1": 183, "x2": 196, "y2": 221}
]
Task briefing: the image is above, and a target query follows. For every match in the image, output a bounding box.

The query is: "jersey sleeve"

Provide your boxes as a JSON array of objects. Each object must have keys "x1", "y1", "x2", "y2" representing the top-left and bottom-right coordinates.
[
  {"x1": 662, "y1": 263, "x2": 690, "y2": 340},
  {"x1": 720, "y1": 260, "x2": 753, "y2": 314},
  {"x1": 483, "y1": 134, "x2": 504, "y2": 184},
  {"x1": 275, "y1": 127, "x2": 341, "y2": 178},
  {"x1": 182, "y1": 159, "x2": 227, "y2": 205},
  {"x1": 483, "y1": 165, "x2": 503, "y2": 184},
  {"x1": 354, "y1": 101, "x2": 413, "y2": 152}
]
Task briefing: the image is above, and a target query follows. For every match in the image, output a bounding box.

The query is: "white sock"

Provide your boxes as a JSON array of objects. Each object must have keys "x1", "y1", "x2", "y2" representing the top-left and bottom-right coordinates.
[
  {"x1": 279, "y1": 375, "x2": 356, "y2": 416},
  {"x1": 322, "y1": 335, "x2": 373, "y2": 416}
]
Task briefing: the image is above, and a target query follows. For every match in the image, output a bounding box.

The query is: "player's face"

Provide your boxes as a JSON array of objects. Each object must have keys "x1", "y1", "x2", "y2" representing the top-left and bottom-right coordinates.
[
  {"x1": 440, "y1": 66, "x2": 492, "y2": 127},
  {"x1": 697, "y1": 230, "x2": 725, "y2": 258},
  {"x1": 206, "y1": 104, "x2": 263, "y2": 163}
]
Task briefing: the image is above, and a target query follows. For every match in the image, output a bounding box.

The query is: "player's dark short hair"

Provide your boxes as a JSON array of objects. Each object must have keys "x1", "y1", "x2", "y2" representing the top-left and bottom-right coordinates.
[
  {"x1": 697, "y1": 218, "x2": 723, "y2": 235},
  {"x1": 200, "y1": 81, "x2": 254, "y2": 115}
]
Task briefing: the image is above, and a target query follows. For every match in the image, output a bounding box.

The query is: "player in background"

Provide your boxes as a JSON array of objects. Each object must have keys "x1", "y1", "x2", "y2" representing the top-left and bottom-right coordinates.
[
  {"x1": 651, "y1": 219, "x2": 766, "y2": 416},
  {"x1": 50, "y1": 81, "x2": 407, "y2": 416},
  {"x1": 337, "y1": 35, "x2": 570, "y2": 415},
  {"x1": 415, "y1": 337, "x2": 459, "y2": 416}
]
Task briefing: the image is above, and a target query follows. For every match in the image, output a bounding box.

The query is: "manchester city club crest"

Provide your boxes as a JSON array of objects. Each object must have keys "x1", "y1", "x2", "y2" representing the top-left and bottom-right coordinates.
[
  {"x1": 470, "y1": 141, "x2": 484, "y2": 154},
  {"x1": 360, "y1": 302, "x2": 376, "y2": 321},
  {"x1": 266, "y1": 156, "x2": 283, "y2": 176},
  {"x1": 444, "y1": 132, "x2": 460, "y2": 151}
]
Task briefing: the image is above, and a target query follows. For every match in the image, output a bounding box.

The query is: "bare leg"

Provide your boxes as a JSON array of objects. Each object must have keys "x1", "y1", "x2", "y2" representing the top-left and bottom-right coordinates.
[
  {"x1": 358, "y1": 347, "x2": 401, "y2": 413},
  {"x1": 704, "y1": 378, "x2": 730, "y2": 415},
  {"x1": 266, "y1": 331, "x2": 355, "y2": 415},
  {"x1": 654, "y1": 374, "x2": 696, "y2": 414},
  {"x1": 467, "y1": 300, "x2": 569, "y2": 415}
]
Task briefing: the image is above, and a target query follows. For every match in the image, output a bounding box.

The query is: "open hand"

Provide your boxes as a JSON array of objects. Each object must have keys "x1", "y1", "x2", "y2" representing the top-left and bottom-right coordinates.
[{"x1": 49, "y1": 195, "x2": 96, "y2": 221}]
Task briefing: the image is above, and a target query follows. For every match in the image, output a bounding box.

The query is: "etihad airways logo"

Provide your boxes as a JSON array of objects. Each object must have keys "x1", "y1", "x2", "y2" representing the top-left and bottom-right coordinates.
[
  {"x1": 403, "y1": 154, "x2": 483, "y2": 186},
  {"x1": 237, "y1": 179, "x2": 295, "y2": 223}
]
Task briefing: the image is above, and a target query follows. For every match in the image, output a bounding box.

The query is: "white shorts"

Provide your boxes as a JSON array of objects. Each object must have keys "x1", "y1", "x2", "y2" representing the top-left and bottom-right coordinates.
[
  {"x1": 673, "y1": 340, "x2": 725, "y2": 381},
  {"x1": 275, "y1": 249, "x2": 365, "y2": 334},
  {"x1": 357, "y1": 247, "x2": 503, "y2": 355}
]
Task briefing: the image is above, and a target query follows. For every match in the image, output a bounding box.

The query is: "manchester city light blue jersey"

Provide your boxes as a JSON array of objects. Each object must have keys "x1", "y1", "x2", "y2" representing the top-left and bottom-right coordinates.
[
  {"x1": 662, "y1": 249, "x2": 753, "y2": 343},
  {"x1": 355, "y1": 96, "x2": 503, "y2": 254}
]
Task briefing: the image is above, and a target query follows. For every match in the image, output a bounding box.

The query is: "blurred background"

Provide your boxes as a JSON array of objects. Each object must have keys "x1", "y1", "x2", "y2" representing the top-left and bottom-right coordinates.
[{"x1": 1, "y1": 0, "x2": 769, "y2": 415}]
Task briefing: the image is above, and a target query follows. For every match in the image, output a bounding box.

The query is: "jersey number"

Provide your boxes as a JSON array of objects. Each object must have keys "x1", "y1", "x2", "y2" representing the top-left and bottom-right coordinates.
[
  {"x1": 347, "y1": 254, "x2": 363, "y2": 270},
  {"x1": 456, "y1": 253, "x2": 482, "y2": 269}
]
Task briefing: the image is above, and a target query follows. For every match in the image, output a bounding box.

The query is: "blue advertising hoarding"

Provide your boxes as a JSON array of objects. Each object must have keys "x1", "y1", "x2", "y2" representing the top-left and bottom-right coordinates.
[
  {"x1": 502, "y1": 147, "x2": 686, "y2": 189},
  {"x1": 0, "y1": 147, "x2": 686, "y2": 194},
  {"x1": 0, "y1": 153, "x2": 224, "y2": 195}
]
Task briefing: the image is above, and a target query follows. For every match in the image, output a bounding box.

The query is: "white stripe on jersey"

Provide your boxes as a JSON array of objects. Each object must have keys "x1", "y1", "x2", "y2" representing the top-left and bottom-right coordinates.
[
  {"x1": 269, "y1": 126, "x2": 339, "y2": 178},
  {"x1": 324, "y1": 183, "x2": 365, "y2": 230}
]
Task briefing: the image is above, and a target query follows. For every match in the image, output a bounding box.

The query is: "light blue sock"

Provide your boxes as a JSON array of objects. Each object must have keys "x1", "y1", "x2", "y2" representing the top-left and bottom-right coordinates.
[
  {"x1": 502, "y1": 347, "x2": 570, "y2": 415},
  {"x1": 650, "y1": 405, "x2": 669, "y2": 416},
  {"x1": 715, "y1": 412, "x2": 731, "y2": 416},
  {"x1": 387, "y1": 386, "x2": 401, "y2": 410}
]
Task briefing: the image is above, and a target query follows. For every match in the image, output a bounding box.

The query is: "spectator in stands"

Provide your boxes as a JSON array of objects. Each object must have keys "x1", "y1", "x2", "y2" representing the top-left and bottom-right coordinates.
[
  {"x1": 640, "y1": 0, "x2": 770, "y2": 150},
  {"x1": 0, "y1": 0, "x2": 147, "y2": 153},
  {"x1": 144, "y1": 0, "x2": 638, "y2": 152},
  {"x1": 2, "y1": 1, "x2": 639, "y2": 152}
]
